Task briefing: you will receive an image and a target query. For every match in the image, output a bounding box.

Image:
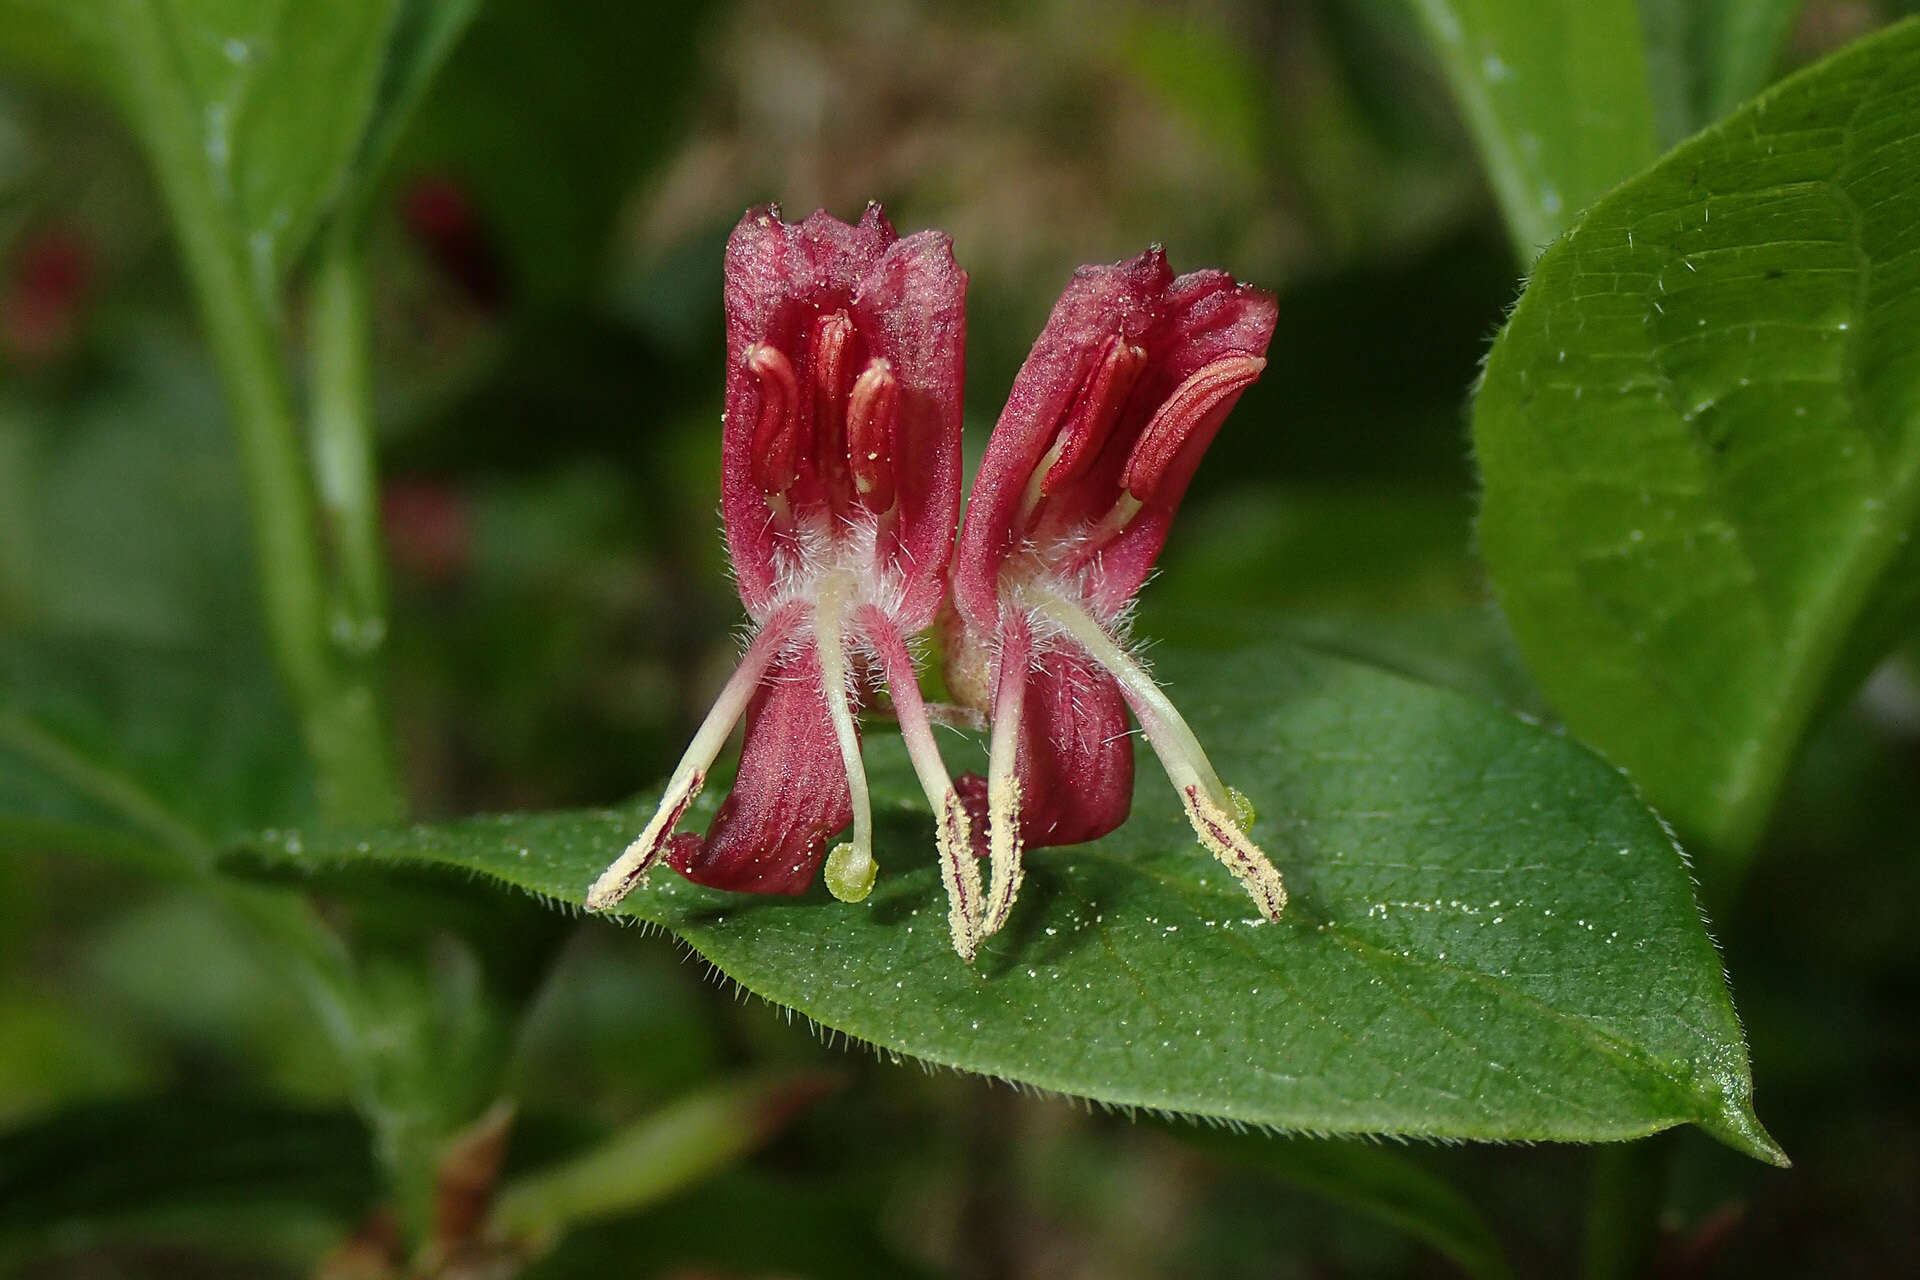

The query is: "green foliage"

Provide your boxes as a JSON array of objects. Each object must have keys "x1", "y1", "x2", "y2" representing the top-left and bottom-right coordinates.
[
  {"x1": 0, "y1": 327, "x2": 311, "y2": 860},
  {"x1": 398, "y1": 0, "x2": 709, "y2": 306},
  {"x1": 1636, "y1": 0, "x2": 1804, "y2": 143},
  {"x1": 1406, "y1": 0, "x2": 1660, "y2": 254},
  {"x1": 13, "y1": 3, "x2": 1920, "y2": 1272},
  {"x1": 0, "y1": 0, "x2": 474, "y2": 301},
  {"x1": 1474, "y1": 19, "x2": 1920, "y2": 860},
  {"x1": 493, "y1": 1074, "x2": 839, "y2": 1249},
  {"x1": 1176, "y1": 1125, "x2": 1514, "y2": 1280},
  {"x1": 0, "y1": 1096, "x2": 374, "y2": 1244},
  {"x1": 234, "y1": 640, "x2": 1779, "y2": 1164}
]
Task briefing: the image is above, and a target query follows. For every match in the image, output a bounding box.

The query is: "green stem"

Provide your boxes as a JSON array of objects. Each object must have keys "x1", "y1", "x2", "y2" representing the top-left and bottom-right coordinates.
[
  {"x1": 114, "y1": 0, "x2": 399, "y2": 825},
  {"x1": 1581, "y1": 1135, "x2": 1672, "y2": 1280},
  {"x1": 310, "y1": 231, "x2": 390, "y2": 658}
]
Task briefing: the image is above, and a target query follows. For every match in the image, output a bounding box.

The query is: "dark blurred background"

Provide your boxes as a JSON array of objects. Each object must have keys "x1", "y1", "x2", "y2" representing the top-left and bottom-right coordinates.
[{"x1": 1, "y1": 0, "x2": 1917, "y2": 1276}]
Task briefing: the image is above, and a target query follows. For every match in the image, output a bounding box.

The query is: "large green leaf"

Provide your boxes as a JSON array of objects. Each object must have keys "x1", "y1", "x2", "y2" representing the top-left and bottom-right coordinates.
[
  {"x1": 1407, "y1": 0, "x2": 1661, "y2": 255},
  {"x1": 1474, "y1": 19, "x2": 1920, "y2": 859},
  {"x1": 232, "y1": 641, "x2": 1781, "y2": 1164}
]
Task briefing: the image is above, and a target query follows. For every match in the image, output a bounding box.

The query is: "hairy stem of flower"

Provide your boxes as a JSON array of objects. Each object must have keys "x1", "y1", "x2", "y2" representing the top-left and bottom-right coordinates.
[{"x1": 585, "y1": 605, "x2": 802, "y2": 910}]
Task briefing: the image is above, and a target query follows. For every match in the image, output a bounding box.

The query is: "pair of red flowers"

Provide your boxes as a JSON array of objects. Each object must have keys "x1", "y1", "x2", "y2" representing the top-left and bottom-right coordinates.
[{"x1": 586, "y1": 204, "x2": 1286, "y2": 962}]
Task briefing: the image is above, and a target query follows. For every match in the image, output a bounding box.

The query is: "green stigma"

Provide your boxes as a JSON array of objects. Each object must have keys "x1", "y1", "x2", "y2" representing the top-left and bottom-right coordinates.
[
  {"x1": 1227, "y1": 786, "x2": 1257, "y2": 830},
  {"x1": 824, "y1": 842, "x2": 876, "y2": 903}
]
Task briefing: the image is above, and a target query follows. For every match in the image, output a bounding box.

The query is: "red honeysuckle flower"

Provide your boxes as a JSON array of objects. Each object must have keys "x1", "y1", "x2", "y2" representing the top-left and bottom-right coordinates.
[
  {"x1": 586, "y1": 204, "x2": 986, "y2": 958},
  {"x1": 945, "y1": 245, "x2": 1287, "y2": 946}
]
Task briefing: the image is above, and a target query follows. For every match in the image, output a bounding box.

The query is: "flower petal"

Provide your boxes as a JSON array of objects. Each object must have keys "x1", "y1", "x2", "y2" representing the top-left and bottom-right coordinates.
[
  {"x1": 1010, "y1": 643, "x2": 1134, "y2": 848},
  {"x1": 953, "y1": 248, "x2": 1276, "y2": 626},
  {"x1": 720, "y1": 205, "x2": 964, "y2": 627},
  {"x1": 668, "y1": 646, "x2": 854, "y2": 895},
  {"x1": 850, "y1": 229, "x2": 967, "y2": 627}
]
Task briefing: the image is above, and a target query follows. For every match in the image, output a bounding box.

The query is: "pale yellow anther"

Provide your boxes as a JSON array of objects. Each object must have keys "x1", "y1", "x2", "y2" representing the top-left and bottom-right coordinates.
[
  {"x1": 936, "y1": 790, "x2": 983, "y2": 962},
  {"x1": 1182, "y1": 784, "x2": 1287, "y2": 921},
  {"x1": 983, "y1": 772, "x2": 1025, "y2": 938}
]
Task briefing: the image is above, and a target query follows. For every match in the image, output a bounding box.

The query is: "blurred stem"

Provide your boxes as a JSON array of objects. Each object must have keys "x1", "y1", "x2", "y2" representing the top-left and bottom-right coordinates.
[
  {"x1": 310, "y1": 231, "x2": 390, "y2": 662},
  {"x1": 114, "y1": 1, "x2": 399, "y2": 826},
  {"x1": 491, "y1": 1073, "x2": 839, "y2": 1252},
  {"x1": 1581, "y1": 1134, "x2": 1673, "y2": 1280}
]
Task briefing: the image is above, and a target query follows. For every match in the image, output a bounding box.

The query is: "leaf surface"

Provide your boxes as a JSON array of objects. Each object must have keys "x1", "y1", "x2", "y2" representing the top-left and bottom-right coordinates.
[
  {"x1": 232, "y1": 642, "x2": 1781, "y2": 1164},
  {"x1": 1474, "y1": 19, "x2": 1920, "y2": 857}
]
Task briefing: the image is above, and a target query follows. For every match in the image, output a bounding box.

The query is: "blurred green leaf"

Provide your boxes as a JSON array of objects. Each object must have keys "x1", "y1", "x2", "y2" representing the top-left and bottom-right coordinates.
[
  {"x1": 1174, "y1": 1126, "x2": 1514, "y2": 1280},
  {"x1": 1408, "y1": 0, "x2": 1660, "y2": 255},
  {"x1": 494, "y1": 1073, "x2": 838, "y2": 1249},
  {"x1": 523, "y1": 1166, "x2": 940, "y2": 1280},
  {"x1": 0, "y1": 1095, "x2": 373, "y2": 1238},
  {"x1": 1474, "y1": 19, "x2": 1920, "y2": 859},
  {"x1": 1637, "y1": 0, "x2": 1804, "y2": 143},
  {"x1": 0, "y1": 992, "x2": 150, "y2": 1124},
  {"x1": 397, "y1": 0, "x2": 708, "y2": 306},
  {"x1": 232, "y1": 641, "x2": 1780, "y2": 1164},
  {"x1": 0, "y1": 325, "x2": 312, "y2": 860},
  {"x1": 0, "y1": 0, "x2": 475, "y2": 300}
]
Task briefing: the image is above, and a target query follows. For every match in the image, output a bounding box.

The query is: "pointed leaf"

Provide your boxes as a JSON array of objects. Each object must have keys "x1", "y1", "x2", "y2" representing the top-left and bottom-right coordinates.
[
  {"x1": 231, "y1": 642, "x2": 1780, "y2": 1165},
  {"x1": 1474, "y1": 19, "x2": 1920, "y2": 859}
]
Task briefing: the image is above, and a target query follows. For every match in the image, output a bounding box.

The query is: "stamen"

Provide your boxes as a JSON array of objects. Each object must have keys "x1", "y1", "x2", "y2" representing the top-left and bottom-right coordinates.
[
  {"x1": 845, "y1": 358, "x2": 898, "y2": 511},
  {"x1": 813, "y1": 571, "x2": 874, "y2": 904},
  {"x1": 746, "y1": 344, "x2": 801, "y2": 495},
  {"x1": 1022, "y1": 582, "x2": 1285, "y2": 921},
  {"x1": 587, "y1": 604, "x2": 805, "y2": 910},
  {"x1": 981, "y1": 610, "x2": 1032, "y2": 940},
  {"x1": 812, "y1": 312, "x2": 855, "y2": 501},
  {"x1": 1019, "y1": 337, "x2": 1147, "y2": 521},
  {"x1": 1043, "y1": 337, "x2": 1147, "y2": 495},
  {"x1": 860, "y1": 604, "x2": 983, "y2": 961},
  {"x1": 1121, "y1": 354, "x2": 1265, "y2": 503},
  {"x1": 1181, "y1": 784, "x2": 1287, "y2": 920}
]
